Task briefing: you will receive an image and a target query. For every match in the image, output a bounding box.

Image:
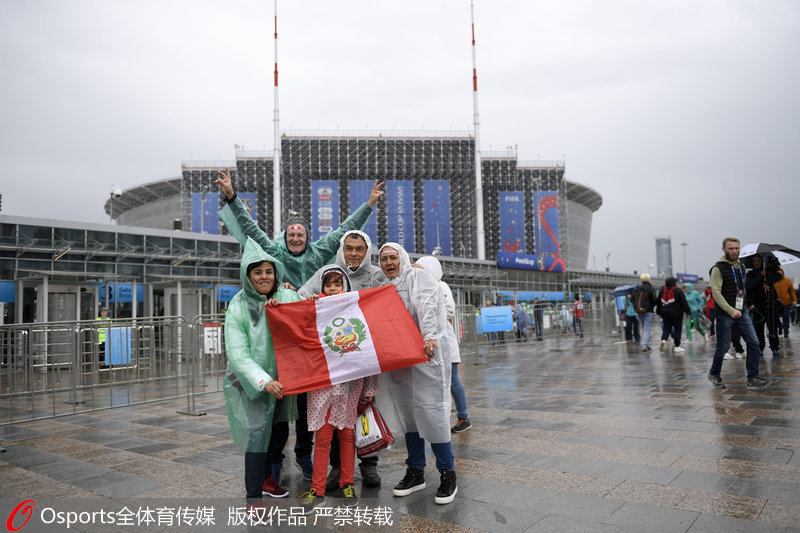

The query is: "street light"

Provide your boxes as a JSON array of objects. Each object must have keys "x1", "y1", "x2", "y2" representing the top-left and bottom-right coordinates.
[
  {"x1": 109, "y1": 185, "x2": 122, "y2": 224},
  {"x1": 200, "y1": 185, "x2": 209, "y2": 234},
  {"x1": 680, "y1": 242, "x2": 688, "y2": 275}
]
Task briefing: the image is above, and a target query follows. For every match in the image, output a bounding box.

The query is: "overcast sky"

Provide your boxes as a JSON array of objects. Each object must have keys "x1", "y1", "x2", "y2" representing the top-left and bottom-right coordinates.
[{"x1": 1, "y1": 0, "x2": 798, "y2": 280}]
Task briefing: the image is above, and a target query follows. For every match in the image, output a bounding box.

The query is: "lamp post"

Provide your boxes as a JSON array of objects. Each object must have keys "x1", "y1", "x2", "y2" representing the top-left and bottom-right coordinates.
[
  {"x1": 680, "y1": 242, "x2": 688, "y2": 275},
  {"x1": 109, "y1": 185, "x2": 122, "y2": 224},
  {"x1": 200, "y1": 185, "x2": 209, "y2": 234}
]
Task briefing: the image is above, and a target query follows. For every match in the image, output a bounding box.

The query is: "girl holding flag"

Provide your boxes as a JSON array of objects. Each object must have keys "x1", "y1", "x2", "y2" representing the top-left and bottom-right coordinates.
[
  {"x1": 376, "y1": 243, "x2": 458, "y2": 505},
  {"x1": 298, "y1": 266, "x2": 380, "y2": 514}
]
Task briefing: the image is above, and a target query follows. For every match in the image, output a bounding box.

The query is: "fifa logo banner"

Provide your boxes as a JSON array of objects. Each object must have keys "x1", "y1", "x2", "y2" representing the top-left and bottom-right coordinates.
[
  {"x1": 349, "y1": 180, "x2": 377, "y2": 244},
  {"x1": 499, "y1": 191, "x2": 526, "y2": 253},
  {"x1": 387, "y1": 180, "x2": 414, "y2": 252},
  {"x1": 497, "y1": 191, "x2": 565, "y2": 272},
  {"x1": 311, "y1": 180, "x2": 339, "y2": 240},
  {"x1": 423, "y1": 180, "x2": 452, "y2": 256},
  {"x1": 191, "y1": 192, "x2": 220, "y2": 234}
]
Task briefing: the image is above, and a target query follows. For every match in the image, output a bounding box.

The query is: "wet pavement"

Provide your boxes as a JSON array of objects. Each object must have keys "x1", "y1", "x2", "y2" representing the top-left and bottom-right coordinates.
[{"x1": 1, "y1": 329, "x2": 799, "y2": 532}]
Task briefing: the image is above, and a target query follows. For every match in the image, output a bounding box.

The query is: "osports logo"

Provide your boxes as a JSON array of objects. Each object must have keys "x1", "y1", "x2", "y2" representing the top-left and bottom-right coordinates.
[{"x1": 7, "y1": 500, "x2": 35, "y2": 531}]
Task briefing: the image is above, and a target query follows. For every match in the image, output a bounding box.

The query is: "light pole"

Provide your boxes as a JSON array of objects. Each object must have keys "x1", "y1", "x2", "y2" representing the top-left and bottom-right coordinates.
[
  {"x1": 680, "y1": 242, "x2": 688, "y2": 275},
  {"x1": 200, "y1": 185, "x2": 209, "y2": 234},
  {"x1": 109, "y1": 185, "x2": 122, "y2": 224}
]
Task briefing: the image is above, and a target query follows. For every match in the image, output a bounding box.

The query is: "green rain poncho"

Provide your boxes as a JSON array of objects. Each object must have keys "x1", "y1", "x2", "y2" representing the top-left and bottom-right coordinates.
[
  {"x1": 218, "y1": 196, "x2": 374, "y2": 290},
  {"x1": 224, "y1": 237, "x2": 300, "y2": 453}
]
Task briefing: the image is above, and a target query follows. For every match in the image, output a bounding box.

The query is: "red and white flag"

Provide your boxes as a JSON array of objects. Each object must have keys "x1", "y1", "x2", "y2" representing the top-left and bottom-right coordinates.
[{"x1": 267, "y1": 285, "x2": 426, "y2": 395}]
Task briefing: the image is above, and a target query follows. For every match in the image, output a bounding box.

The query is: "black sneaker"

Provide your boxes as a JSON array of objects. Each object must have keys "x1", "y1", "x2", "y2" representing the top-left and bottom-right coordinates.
[
  {"x1": 325, "y1": 467, "x2": 341, "y2": 492},
  {"x1": 707, "y1": 373, "x2": 725, "y2": 389},
  {"x1": 299, "y1": 488, "x2": 325, "y2": 515},
  {"x1": 746, "y1": 376, "x2": 771, "y2": 390},
  {"x1": 451, "y1": 419, "x2": 472, "y2": 433},
  {"x1": 434, "y1": 470, "x2": 457, "y2": 504},
  {"x1": 341, "y1": 484, "x2": 359, "y2": 507},
  {"x1": 359, "y1": 464, "x2": 381, "y2": 488},
  {"x1": 392, "y1": 466, "x2": 426, "y2": 496}
]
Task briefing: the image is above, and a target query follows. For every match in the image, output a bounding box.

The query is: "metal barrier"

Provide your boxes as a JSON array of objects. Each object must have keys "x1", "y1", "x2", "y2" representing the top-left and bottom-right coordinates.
[
  {"x1": 0, "y1": 316, "x2": 194, "y2": 425},
  {"x1": 454, "y1": 305, "x2": 479, "y2": 363}
]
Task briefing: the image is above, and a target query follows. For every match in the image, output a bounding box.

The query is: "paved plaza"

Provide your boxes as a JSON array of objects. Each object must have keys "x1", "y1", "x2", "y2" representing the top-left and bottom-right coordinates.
[{"x1": 1, "y1": 329, "x2": 799, "y2": 532}]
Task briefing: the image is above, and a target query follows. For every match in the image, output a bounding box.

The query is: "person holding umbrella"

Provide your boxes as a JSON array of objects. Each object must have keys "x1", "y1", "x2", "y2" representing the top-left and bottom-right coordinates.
[{"x1": 707, "y1": 237, "x2": 771, "y2": 390}]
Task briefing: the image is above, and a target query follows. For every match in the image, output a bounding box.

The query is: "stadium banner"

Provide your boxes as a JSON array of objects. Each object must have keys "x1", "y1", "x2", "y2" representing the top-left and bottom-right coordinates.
[
  {"x1": 533, "y1": 191, "x2": 561, "y2": 257},
  {"x1": 349, "y1": 180, "x2": 377, "y2": 244},
  {"x1": 191, "y1": 192, "x2": 220, "y2": 234},
  {"x1": 676, "y1": 273, "x2": 700, "y2": 283},
  {"x1": 387, "y1": 180, "x2": 414, "y2": 251},
  {"x1": 497, "y1": 251, "x2": 565, "y2": 273},
  {"x1": 216, "y1": 285, "x2": 240, "y2": 302},
  {"x1": 423, "y1": 180, "x2": 452, "y2": 256},
  {"x1": 311, "y1": 180, "x2": 339, "y2": 241},
  {"x1": 499, "y1": 191, "x2": 526, "y2": 253},
  {"x1": 238, "y1": 192, "x2": 258, "y2": 221}
]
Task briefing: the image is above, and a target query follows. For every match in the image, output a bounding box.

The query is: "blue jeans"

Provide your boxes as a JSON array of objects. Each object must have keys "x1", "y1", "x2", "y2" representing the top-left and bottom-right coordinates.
[
  {"x1": 637, "y1": 312, "x2": 654, "y2": 348},
  {"x1": 405, "y1": 432, "x2": 455, "y2": 472},
  {"x1": 710, "y1": 310, "x2": 762, "y2": 379},
  {"x1": 782, "y1": 305, "x2": 792, "y2": 335},
  {"x1": 451, "y1": 363, "x2": 469, "y2": 420},
  {"x1": 573, "y1": 317, "x2": 583, "y2": 336}
]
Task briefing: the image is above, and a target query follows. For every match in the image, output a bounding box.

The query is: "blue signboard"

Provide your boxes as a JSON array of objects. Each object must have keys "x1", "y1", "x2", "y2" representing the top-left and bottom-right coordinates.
[
  {"x1": 423, "y1": 180, "x2": 452, "y2": 256},
  {"x1": 480, "y1": 306, "x2": 513, "y2": 333},
  {"x1": 387, "y1": 180, "x2": 414, "y2": 251},
  {"x1": 349, "y1": 180, "x2": 377, "y2": 244},
  {"x1": 311, "y1": 180, "x2": 339, "y2": 241},
  {"x1": 106, "y1": 327, "x2": 132, "y2": 366},
  {"x1": 497, "y1": 251, "x2": 565, "y2": 273},
  {"x1": 97, "y1": 284, "x2": 144, "y2": 303},
  {"x1": 192, "y1": 192, "x2": 220, "y2": 234},
  {"x1": 676, "y1": 273, "x2": 700, "y2": 283},
  {"x1": 533, "y1": 191, "x2": 561, "y2": 257},
  {"x1": 499, "y1": 191, "x2": 526, "y2": 253},
  {"x1": 0, "y1": 281, "x2": 14, "y2": 303},
  {"x1": 238, "y1": 192, "x2": 258, "y2": 221},
  {"x1": 217, "y1": 285, "x2": 240, "y2": 302}
]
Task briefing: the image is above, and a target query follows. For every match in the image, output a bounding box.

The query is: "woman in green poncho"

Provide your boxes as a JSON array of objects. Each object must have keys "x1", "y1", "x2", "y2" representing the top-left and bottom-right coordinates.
[{"x1": 224, "y1": 237, "x2": 300, "y2": 506}]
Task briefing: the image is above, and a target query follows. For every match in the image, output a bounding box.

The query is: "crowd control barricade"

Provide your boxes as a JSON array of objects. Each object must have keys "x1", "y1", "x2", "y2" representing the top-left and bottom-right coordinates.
[
  {"x1": 0, "y1": 316, "x2": 199, "y2": 425},
  {"x1": 454, "y1": 305, "x2": 479, "y2": 364},
  {"x1": 179, "y1": 314, "x2": 228, "y2": 416}
]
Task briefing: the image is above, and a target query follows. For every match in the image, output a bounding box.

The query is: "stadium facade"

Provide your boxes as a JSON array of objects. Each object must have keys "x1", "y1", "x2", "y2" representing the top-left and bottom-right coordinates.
[{"x1": 112, "y1": 132, "x2": 601, "y2": 270}]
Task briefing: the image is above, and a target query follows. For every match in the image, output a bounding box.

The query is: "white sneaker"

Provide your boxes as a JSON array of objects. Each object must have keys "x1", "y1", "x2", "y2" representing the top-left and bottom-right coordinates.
[
  {"x1": 660, "y1": 340, "x2": 666, "y2": 352},
  {"x1": 674, "y1": 346, "x2": 685, "y2": 354},
  {"x1": 723, "y1": 353, "x2": 735, "y2": 360},
  {"x1": 704, "y1": 334, "x2": 709, "y2": 342},
  {"x1": 735, "y1": 353, "x2": 744, "y2": 359}
]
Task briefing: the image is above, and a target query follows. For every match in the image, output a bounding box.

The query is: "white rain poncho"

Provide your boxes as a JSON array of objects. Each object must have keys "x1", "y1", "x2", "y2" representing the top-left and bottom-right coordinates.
[
  {"x1": 297, "y1": 230, "x2": 383, "y2": 297},
  {"x1": 416, "y1": 255, "x2": 461, "y2": 364},
  {"x1": 373, "y1": 243, "x2": 453, "y2": 444},
  {"x1": 223, "y1": 238, "x2": 301, "y2": 452}
]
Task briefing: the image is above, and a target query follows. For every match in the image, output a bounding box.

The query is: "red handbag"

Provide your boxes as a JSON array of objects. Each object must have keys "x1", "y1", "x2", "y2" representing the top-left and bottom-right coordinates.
[{"x1": 354, "y1": 400, "x2": 395, "y2": 458}]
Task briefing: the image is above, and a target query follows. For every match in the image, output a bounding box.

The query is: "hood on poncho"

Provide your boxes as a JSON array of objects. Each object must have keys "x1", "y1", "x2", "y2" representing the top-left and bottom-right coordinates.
[
  {"x1": 415, "y1": 255, "x2": 443, "y2": 281},
  {"x1": 319, "y1": 265, "x2": 352, "y2": 294},
  {"x1": 335, "y1": 230, "x2": 374, "y2": 274},
  {"x1": 379, "y1": 242, "x2": 413, "y2": 284},
  {"x1": 240, "y1": 237, "x2": 287, "y2": 300},
  {"x1": 684, "y1": 282, "x2": 695, "y2": 293}
]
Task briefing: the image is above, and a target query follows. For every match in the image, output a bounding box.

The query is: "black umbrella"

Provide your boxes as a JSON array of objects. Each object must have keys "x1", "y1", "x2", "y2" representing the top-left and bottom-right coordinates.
[{"x1": 739, "y1": 243, "x2": 800, "y2": 269}]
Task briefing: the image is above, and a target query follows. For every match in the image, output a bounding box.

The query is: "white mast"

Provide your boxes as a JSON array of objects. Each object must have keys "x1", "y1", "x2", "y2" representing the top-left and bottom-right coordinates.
[
  {"x1": 272, "y1": 0, "x2": 281, "y2": 238},
  {"x1": 471, "y1": 0, "x2": 485, "y2": 260}
]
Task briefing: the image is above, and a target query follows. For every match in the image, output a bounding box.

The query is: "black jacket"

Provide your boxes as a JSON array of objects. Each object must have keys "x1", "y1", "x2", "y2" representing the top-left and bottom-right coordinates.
[
  {"x1": 631, "y1": 282, "x2": 658, "y2": 313},
  {"x1": 656, "y1": 284, "x2": 691, "y2": 318}
]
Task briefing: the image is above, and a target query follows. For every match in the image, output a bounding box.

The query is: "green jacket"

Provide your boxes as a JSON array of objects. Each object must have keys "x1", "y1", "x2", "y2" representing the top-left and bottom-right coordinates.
[
  {"x1": 223, "y1": 237, "x2": 300, "y2": 453},
  {"x1": 218, "y1": 196, "x2": 374, "y2": 290}
]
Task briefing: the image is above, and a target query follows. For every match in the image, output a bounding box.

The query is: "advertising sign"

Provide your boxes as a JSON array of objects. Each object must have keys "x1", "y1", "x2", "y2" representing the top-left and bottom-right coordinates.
[
  {"x1": 311, "y1": 180, "x2": 339, "y2": 240},
  {"x1": 499, "y1": 191, "x2": 526, "y2": 253},
  {"x1": 349, "y1": 180, "x2": 377, "y2": 243},
  {"x1": 387, "y1": 180, "x2": 414, "y2": 251},
  {"x1": 533, "y1": 191, "x2": 560, "y2": 257},
  {"x1": 191, "y1": 192, "x2": 220, "y2": 234},
  {"x1": 423, "y1": 180, "x2": 452, "y2": 256},
  {"x1": 238, "y1": 192, "x2": 258, "y2": 221}
]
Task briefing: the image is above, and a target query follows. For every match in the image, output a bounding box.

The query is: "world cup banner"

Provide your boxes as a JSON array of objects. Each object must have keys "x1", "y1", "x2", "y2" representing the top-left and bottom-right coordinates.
[{"x1": 266, "y1": 285, "x2": 427, "y2": 395}]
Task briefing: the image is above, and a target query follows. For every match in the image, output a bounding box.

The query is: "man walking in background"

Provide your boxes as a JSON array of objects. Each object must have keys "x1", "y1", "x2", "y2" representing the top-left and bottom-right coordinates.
[{"x1": 631, "y1": 274, "x2": 658, "y2": 352}]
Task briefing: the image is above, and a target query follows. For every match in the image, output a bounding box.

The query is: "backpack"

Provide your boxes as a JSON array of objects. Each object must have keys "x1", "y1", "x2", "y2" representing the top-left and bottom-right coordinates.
[
  {"x1": 632, "y1": 286, "x2": 650, "y2": 313},
  {"x1": 660, "y1": 286, "x2": 676, "y2": 315}
]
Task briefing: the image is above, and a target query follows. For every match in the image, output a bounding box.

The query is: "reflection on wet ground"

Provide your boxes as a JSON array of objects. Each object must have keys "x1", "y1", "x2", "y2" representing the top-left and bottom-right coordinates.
[{"x1": 1, "y1": 331, "x2": 799, "y2": 531}]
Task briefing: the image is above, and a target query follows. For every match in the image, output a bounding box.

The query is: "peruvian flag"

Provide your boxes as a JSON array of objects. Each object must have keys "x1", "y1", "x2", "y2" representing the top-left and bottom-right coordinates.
[{"x1": 267, "y1": 285, "x2": 427, "y2": 395}]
